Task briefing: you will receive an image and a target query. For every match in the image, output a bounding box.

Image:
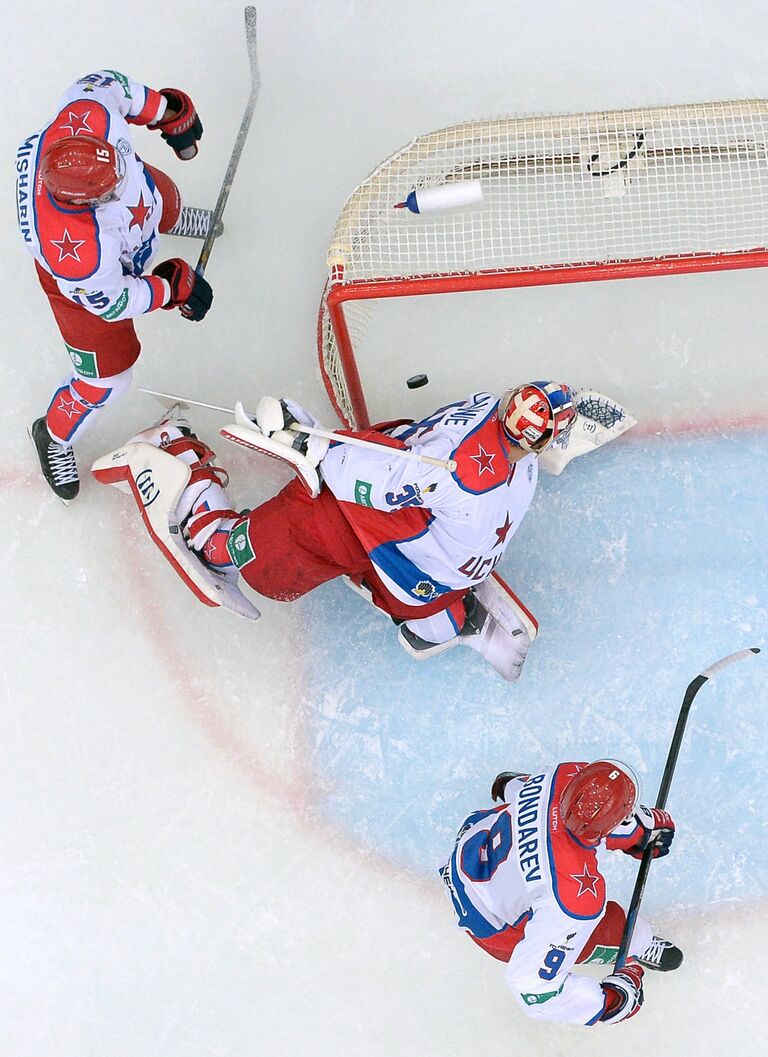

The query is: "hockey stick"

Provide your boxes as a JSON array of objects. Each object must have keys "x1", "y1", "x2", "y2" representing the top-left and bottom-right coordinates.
[
  {"x1": 195, "y1": 5, "x2": 259, "y2": 278},
  {"x1": 138, "y1": 387, "x2": 459, "y2": 472},
  {"x1": 614, "y1": 646, "x2": 761, "y2": 970}
]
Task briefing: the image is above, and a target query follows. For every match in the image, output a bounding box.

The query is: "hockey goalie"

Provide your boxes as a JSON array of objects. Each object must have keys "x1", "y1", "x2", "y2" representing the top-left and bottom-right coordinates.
[{"x1": 92, "y1": 381, "x2": 634, "y2": 681}]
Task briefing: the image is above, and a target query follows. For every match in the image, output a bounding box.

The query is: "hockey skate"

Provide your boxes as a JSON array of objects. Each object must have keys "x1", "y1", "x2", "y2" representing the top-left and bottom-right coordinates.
[
  {"x1": 167, "y1": 206, "x2": 223, "y2": 240},
  {"x1": 28, "y1": 417, "x2": 79, "y2": 503},
  {"x1": 398, "y1": 623, "x2": 461, "y2": 659},
  {"x1": 636, "y1": 935, "x2": 683, "y2": 972}
]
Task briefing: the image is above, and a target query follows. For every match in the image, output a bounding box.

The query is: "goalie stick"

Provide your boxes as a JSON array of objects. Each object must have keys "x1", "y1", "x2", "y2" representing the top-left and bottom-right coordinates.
[
  {"x1": 138, "y1": 387, "x2": 459, "y2": 472},
  {"x1": 614, "y1": 646, "x2": 761, "y2": 970},
  {"x1": 195, "y1": 5, "x2": 260, "y2": 278}
]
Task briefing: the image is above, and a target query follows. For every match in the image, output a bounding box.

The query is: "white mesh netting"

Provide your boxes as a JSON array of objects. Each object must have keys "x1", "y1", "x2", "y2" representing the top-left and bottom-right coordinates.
[{"x1": 319, "y1": 101, "x2": 768, "y2": 426}]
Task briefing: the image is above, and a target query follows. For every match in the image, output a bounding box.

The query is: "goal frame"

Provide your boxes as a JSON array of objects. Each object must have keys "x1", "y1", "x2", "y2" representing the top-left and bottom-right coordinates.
[{"x1": 318, "y1": 101, "x2": 768, "y2": 429}]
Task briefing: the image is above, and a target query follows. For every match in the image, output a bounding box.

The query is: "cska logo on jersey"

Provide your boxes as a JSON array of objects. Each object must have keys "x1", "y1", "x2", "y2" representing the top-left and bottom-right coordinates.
[
  {"x1": 127, "y1": 194, "x2": 151, "y2": 230},
  {"x1": 59, "y1": 109, "x2": 95, "y2": 137},
  {"x1": 50, "y1": 229, "x2": 86, "y2": 263},
  {"x1": 469, "y1": 444, "x2": 497, "y2": 477},
  {"x1": 454, "y1": 412, "x2": 508, "y2": 495},
  {"x1": 493, "y1": 512, "x2": 513, "y2": 547},
  {"x1": 570, "y1": 863, "x2": 601, "y2": 898}
]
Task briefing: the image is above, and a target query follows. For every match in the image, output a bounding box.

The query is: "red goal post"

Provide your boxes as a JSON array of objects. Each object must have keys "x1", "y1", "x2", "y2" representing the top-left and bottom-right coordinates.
[{"x1": 317, "y1": 100, "x2": 768, "y2": 429}]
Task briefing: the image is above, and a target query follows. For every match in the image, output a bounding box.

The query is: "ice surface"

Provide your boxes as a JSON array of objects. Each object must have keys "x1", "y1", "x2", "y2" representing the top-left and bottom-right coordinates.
[{"x1": 1, "y1": 2, "x2": 766, "y2": 1055}]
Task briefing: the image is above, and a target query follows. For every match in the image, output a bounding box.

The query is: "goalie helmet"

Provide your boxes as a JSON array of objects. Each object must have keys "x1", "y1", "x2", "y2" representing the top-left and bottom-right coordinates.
[
  {"x1": 40, "y1": 135, "x2": 125, "y2": 205},
  {"x1": 498, "y1": 381, "x2": 576, "y2": 453},
  {"x1": 560, "y1": 759, "x2": 639, "y2": 843}
]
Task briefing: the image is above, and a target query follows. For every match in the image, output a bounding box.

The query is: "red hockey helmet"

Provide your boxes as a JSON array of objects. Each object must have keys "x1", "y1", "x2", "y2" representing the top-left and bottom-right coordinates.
[
  {"x1": 560, "y1": 760, "x2": 639, "y2": 843},
  {"x1": 498, "y1": 381, "x2": 576, "y2": 453},
  {"x1": 40, "y1": 135, "x2": 124, "y2": 205}
]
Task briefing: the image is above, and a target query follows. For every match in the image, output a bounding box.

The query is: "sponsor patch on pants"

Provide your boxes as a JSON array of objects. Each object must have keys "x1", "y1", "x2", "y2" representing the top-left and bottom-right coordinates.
[
  {"x1": 65, "y1": 343, "x2": 98, "y2": 378},
  {"x1": 226, "y1": 520, "x2": 256, "y2": 568},
  {"x1": 582, "y1": 944, "x2": 618, "y2": 965}
]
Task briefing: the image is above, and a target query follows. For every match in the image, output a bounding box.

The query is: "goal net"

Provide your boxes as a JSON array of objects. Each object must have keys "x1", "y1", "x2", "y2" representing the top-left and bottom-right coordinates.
[{"x1": 317, "y1": 100, "x2": 768, "y2": 429}]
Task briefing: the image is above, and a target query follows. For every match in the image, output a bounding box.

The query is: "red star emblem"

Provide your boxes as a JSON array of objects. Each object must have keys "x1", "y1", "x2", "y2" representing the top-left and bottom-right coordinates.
[
  {"x1": 51, "y1": 228, "x2": 86, "y2": 263},
  {"x1": 470, "y1": 444, "x2": 497, "y2": 477},
  {"x1": 570, "y1": 863, "x2": 600, "y2": 898},
  {"x1": 494, "y1": 513, "x2": 513, "y2": 547},
  {"x1": 127, "y1": 194, "x2": 151, "y2": 229},
  {"x1": 59, "y1": 109, "x2": 94, "y2": 136},
  {"x1": 56, "y1": 393, "x2": 81, "y2": 420}
]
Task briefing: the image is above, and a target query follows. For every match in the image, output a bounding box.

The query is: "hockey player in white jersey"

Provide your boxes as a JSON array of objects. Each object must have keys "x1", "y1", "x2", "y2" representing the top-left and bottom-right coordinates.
[
  {"x1": 441, "y1": 761, "x2": 681, "y2": 1025},
  {"x1": 92, "y1": 382, "x2": 634, "y2": 680},
  {"x1": 16, "y1": 69, "x2": 215, "y2": 502}
]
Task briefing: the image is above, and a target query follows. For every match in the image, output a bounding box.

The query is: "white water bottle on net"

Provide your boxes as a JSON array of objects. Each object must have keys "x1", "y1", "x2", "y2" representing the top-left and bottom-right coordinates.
[{"x1": 317, "y1": 100, "x2": 768, "y2": 429}]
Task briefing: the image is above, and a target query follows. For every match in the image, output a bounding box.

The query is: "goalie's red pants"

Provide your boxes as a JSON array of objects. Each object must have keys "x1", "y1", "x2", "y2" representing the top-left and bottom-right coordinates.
[
  {"x1": 237, "y1": 478, "x2": 469, "y2": 626},
  {"x1": 469, "y1": 899, "x2": 627, "y2": 963},
  {"x1": 36, "y1": 164, "x2": 181, "y2": 379}
]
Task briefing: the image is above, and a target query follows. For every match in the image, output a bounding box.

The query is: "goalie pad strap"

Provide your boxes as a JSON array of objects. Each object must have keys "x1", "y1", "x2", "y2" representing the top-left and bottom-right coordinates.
[
  {"x1": 188, "y1": 465, "x2": 230, "y2": 488},
  {"x1": 164, "y1": 437, "x2": 216, "y2": 462},
  {"x1": 187, "y1": 507, "x2": 239, "y2": 537}
]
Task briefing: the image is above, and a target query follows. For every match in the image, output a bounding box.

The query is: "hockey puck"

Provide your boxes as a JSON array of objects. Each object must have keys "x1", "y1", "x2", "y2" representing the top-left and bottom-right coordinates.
[{"x1": 406, "y1": 374, "x2": 429, "y2": 389}]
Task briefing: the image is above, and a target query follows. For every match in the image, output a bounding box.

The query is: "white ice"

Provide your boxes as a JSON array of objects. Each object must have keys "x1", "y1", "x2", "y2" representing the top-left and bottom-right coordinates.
[{"x1": 1, "y1": 2, "x2": 767, "y2": 1055}]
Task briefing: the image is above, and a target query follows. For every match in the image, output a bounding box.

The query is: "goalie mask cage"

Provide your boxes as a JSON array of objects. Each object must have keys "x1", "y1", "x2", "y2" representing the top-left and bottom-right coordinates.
[{"x1": 317, "y1": 100, "x2": 768, "y2": 429}]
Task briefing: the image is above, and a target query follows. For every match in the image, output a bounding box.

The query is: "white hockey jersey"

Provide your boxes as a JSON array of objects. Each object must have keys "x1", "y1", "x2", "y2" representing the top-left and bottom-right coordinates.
[
  {"x1": 319, "y1": 394, "x2": 537, "y2": 608},
  {"x1": 16, "y1": 70, "x2": 172, "y2": 335},
  {"x1": 441, "y1": 764, "x2": 651, "y2": 1026}
]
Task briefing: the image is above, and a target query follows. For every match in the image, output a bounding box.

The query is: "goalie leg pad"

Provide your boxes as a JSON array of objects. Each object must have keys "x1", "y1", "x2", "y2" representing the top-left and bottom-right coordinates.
[
  {"x1": 459, "y1": 572, "x2": 538, "y2": 682},
  {"x1": 91, "y1": 441, "x2": 259, "y2": 620}
]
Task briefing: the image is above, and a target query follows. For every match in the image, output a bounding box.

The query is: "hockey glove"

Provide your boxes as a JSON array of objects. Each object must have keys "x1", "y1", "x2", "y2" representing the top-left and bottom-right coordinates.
[
  {"x1": 156, "y1": 89, "x2": 203, "y2": 159},
  {"x1": 491, "y1": 772, "x2": 528, "y2": 802},
  {"x1": 153, "y1": 258, "x2": 213, "y2": 321},
  {"x1": 599, "y1": 961, "x2": 644, "y2": 1024},
  {"x1": 624, "y1": 806, "x2": 676, "y2": 860}
]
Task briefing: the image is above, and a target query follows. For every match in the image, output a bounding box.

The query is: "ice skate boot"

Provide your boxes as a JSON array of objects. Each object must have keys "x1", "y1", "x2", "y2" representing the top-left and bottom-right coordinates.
[
  {"x1": 398, "y1": 623, "x2": 459, "y2": 659},
  {"x1": 28, "y1": 417, "x2": 79, "y2": 503},
  {"x1": 637, "y1": 935, "x2": 683, "y2": 972}
]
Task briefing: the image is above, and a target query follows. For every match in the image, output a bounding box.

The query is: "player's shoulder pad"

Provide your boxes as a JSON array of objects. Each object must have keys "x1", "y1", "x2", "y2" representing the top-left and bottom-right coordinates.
[
  {"x1": 36, "y1": 195, "x2": 102, "y2": 282},
  {"x1": 33, "y1": 103, "x2": 111, "y2": 281},
  {"x1": 449, "y1": 394, "x2": 512, "y2": 495},
  {"x1": 545, "y1": 763, "x2": 606, "y2": 920}
]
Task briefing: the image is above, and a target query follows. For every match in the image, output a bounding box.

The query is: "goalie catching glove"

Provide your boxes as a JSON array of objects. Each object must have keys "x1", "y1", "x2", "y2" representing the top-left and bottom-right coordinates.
[{"x1": 537, "y1": 389, "x2": 636, "y2": 476}]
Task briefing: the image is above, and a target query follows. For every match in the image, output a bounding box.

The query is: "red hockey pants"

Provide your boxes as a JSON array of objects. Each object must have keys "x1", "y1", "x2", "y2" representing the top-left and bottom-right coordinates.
[
  {"x1": 469, "y1": 899, "x2": 627, "y2": 963},
  {"x1": 237, "y1": 479, "x2": 468, "y2": 624}
]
